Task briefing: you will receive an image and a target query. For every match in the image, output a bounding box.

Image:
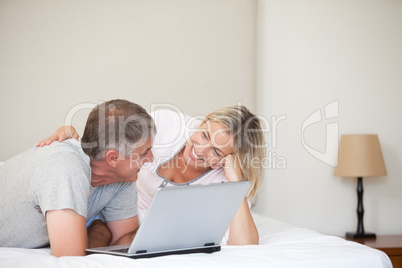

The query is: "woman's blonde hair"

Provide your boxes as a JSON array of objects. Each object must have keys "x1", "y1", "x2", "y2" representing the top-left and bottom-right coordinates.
[{"x1": 206, "y1": 105, "x2": 266, "y2": 198}]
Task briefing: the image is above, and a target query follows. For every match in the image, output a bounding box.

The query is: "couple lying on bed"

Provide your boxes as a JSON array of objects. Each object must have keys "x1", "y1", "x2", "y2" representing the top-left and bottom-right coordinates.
[{"x1": 0, "y1": 99, "x2": 266, "y2": 257}]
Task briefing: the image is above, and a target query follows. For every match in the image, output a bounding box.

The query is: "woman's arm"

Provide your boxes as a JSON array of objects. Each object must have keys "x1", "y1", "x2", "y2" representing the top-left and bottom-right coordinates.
[
  {"x1": 227, "y1": 197, "x2": 259, "y2": 245},
  {"x1": 221, "y1": 154, "x2": 259, "y2": 245},
  {"x1": 37, "y1": 126, "x2": 79, "y2": 147}
]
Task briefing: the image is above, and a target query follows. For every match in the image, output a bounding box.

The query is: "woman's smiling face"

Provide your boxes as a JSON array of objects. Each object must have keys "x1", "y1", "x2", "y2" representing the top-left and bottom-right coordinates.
[{"x1": 182, "y1": 120, "x2": 235, "y2": 170}]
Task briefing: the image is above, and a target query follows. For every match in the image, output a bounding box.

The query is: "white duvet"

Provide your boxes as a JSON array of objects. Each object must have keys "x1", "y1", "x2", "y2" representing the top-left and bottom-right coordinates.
[{"x1": 0, "y1": 214, "x2": 392, "y2": 268}]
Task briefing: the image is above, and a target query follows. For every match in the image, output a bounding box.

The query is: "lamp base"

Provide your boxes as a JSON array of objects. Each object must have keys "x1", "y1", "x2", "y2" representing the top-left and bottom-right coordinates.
[{"x1": 346, "y1": 232, "x2": 376, "y2": 239}]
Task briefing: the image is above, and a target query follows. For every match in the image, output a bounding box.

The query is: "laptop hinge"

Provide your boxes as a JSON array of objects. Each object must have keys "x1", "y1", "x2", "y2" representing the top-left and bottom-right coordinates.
[
  {"x1": 136, "y1": 250, "x2": 147, "y2": 254},
  {"x1": 204, "y1": 243, "x2": 215, "y2": 247}
]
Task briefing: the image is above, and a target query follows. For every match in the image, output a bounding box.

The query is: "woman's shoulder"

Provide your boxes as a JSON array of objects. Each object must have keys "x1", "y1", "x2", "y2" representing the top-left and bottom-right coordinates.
[
  {"x1": 150, "y1": 109, "x2": 201, "y2": 127},
  {"x1": 150, "y1": 110, "x2": 186, "y2": 130},
  {"x1": 150, "y1": 110, "x2": 201, "y2": 146}
]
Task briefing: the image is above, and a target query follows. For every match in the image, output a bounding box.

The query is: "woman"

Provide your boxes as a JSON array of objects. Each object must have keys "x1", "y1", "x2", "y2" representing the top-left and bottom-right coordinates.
[{"x1": 38, "y1": 105, "x2": 266, "y2": 245}]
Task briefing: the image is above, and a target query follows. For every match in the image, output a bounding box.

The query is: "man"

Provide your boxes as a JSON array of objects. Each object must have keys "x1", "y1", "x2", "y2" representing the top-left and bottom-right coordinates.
[{"x1": 0, "y1": 99, "x2": 155, "y2": 257}]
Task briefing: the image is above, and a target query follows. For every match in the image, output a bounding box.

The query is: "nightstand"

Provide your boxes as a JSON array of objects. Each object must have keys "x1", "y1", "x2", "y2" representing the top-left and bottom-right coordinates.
[{"x1": 345, "y1": 235, "x2": 402, "y2": 268}]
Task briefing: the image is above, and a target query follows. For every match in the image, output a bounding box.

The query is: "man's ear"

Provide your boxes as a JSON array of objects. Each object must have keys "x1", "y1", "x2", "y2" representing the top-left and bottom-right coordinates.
[{"x1": 105, "y1": 150, "x2": 119, "y2": 167}]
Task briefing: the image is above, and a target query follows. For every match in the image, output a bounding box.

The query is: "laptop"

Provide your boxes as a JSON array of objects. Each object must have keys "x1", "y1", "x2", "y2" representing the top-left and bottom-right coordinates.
[{"x1": 86, "y1": 181, "x2": 250, "y2": 258}]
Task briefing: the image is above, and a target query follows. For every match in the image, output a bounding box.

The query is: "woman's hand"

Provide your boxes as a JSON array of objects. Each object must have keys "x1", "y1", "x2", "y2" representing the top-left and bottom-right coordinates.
[
  {"x1": 220, "y1": 154, "x2": 243, "y2": 182},
  {"x1": 36, "y1": 125, "x2": 79, "y2": 147}
]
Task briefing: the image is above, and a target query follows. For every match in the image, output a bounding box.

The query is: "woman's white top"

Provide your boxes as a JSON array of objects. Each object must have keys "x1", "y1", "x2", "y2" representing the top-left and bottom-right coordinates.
[
  {"x1": 136, "y1": 110, "x2": 231, "y2": 243},
  {"x1": 137, "y1": 110, "x2": 229, "y2": 211}
]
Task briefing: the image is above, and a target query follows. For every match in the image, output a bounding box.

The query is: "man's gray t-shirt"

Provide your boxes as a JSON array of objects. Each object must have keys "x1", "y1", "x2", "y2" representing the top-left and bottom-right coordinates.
[{"x1": 0, "y1": 140, "x2": 137, "y2": 248}]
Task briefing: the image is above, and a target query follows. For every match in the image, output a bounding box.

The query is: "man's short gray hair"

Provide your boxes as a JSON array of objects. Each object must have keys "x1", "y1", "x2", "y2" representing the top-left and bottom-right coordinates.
[{"x1": 81, "y1": 99, "x2": 156, "y2": 161}]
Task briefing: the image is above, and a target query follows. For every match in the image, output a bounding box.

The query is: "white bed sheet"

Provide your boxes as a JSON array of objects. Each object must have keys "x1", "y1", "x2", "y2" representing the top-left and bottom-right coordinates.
[{"x1": 0, "y1": 213, "x2": 392, "y2": 268}]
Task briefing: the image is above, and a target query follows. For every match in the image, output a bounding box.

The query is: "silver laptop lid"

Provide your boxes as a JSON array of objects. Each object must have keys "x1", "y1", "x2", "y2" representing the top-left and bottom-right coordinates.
[{"x1": 128, "y1": 181, "x2": 250, "y2": 254}]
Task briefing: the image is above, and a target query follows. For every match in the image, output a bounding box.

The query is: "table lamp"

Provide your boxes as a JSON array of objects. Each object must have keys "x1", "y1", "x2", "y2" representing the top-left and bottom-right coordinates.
[{"x1": 334, "y1": 134, "x2": 387, "y2": 239}]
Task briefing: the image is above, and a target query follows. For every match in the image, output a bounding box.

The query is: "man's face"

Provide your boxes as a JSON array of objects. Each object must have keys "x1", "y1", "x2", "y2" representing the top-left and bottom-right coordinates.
[{"x1": 115, "y1": 139, "x2": 153, "y2": 182}]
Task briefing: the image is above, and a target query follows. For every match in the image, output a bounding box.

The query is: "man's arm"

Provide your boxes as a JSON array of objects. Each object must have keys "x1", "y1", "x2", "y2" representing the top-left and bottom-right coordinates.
[
  {"x1": 106, "y1": 216, "x2": 139, "y2": 245},
  {"x1": 46, "y1": 209, "x2": 88, "y2": 257}
]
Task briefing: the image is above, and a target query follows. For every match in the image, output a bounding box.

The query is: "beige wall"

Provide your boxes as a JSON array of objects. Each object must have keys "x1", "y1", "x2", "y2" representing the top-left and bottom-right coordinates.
[
  {"x1": 0, "y1": 0, "x2": 256, "y2": 160},
  {"x1": 256, "y1": 0, "x2": 402, "y2": 236},
  {"x1": 4, "y1": 0, "x2": 400, "y2": 238}
]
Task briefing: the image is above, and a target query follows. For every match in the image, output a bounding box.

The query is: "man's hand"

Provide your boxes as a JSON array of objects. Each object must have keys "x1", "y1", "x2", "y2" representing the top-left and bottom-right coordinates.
[
  {"x1": 46, "y1": 209, "x2": 88, "y2": 257},
  {"x1": 87, "y1": 219, "x2": 112, "y2": 248}
]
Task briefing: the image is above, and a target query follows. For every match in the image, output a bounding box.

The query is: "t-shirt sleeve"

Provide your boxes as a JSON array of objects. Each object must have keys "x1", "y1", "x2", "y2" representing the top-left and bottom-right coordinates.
[
  {"x1": 30, "y1": 152, "x2": 91, "y2": 218},
  {"x1": 101, "y1": 182, "x2": 138, "y2": 222}
]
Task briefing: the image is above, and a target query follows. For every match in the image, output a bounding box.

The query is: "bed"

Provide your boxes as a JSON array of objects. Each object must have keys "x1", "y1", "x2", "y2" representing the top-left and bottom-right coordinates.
[{"x1": 0, "y1": 213, "x2": 392, "y2": 268}]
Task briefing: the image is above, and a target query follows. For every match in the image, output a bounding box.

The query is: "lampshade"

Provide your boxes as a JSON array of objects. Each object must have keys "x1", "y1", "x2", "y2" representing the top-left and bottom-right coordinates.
[{"x1": 334, "y1": 134, "x2": 387, "y2": 177}]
